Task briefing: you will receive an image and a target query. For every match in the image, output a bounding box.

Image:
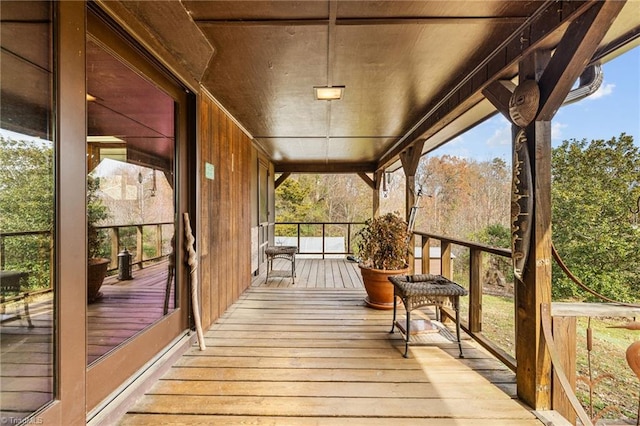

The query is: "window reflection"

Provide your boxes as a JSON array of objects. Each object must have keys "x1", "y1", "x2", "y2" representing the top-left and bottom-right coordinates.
[
  {"x1": 86, "y1": 39, "x2": 176, "y2": 364},
  {"x1": 0, "y1": 0, "x2": 55, "y2": 420}
]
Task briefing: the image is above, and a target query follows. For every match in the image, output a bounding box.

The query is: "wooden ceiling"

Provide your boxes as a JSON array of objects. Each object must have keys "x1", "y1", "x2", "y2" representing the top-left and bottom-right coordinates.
[
  {"x1": 2, "y1": 1, "x2": 639, "y2": 174},
  {"x1": 178, "y1": 0, "x2": 640, "y2": 173}
]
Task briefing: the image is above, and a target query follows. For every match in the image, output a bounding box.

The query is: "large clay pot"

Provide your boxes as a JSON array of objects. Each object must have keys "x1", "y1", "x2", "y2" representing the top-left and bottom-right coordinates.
[
  {"x1": 359, "y1": 264, "x2": 410, "y2": 310},
  {"x1": 88, "y1": 258, "x2": 110, "y2": 303}
]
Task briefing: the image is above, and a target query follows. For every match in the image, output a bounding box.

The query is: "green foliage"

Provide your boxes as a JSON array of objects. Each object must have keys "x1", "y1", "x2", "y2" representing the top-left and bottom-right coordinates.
[
  {"x1": 87, "y1": 176, "x2": 110, "y2": 259},
  {"x1": 0, "y1": 137, "x2": 53, "y2": 232},
  {"x1": 551, "y1": 134, "x2": 640, "y2": 302},
  {"x1": 354, "y1": 212, "x2": 411, "y2": 270},
  {"x1": 0, "y1": 136, "x2": 54, "y2": 290},
  {"x1": 275, "y1": 174, "x2": 371, "y2": 237},
  {"x1": 467, "y1": 223, "x2": 514, "y2": 284}
]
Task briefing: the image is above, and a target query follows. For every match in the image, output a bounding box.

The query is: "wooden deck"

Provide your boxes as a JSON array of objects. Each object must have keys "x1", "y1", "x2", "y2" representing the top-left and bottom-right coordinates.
[
  {"x1": 0, "y1": 261, "x2": 174, "y2": 420},
  {"x1": 120, "y1": 259, "x2": 540, "y2": 425},
  {"x1": 253, "y1": 257, "x2": 364, "y2": 288}
]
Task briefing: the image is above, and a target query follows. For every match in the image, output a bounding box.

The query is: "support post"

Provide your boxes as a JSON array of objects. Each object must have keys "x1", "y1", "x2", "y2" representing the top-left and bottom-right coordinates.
[
  {"x1": 421, "y1": 236, "x2": 430, "y2": 274},
  {"x1": 400, "y1": 141, "x2": 425, "y2": 274}
]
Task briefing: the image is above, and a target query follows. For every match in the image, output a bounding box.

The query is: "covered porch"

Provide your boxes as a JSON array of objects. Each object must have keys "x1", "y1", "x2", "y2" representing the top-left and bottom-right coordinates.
[{"x1": 119, "y1": 261, "x2": 542, "y2": 425}]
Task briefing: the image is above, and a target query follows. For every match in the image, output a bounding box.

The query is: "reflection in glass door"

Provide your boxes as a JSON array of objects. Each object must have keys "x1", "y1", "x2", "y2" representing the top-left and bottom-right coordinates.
[
  {"x1": 0, "y1": 1, "x2": 55, "y2": 421},
  {"x1": 86, "y1": 37, "x2": 177, "y2": 365}
]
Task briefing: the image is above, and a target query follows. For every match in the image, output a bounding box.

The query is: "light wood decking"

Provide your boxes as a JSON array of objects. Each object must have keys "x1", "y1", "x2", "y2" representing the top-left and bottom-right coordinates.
[
  {"x1": 253, "y1": 257, "x2": 364, "y2": 288},
  {"x1": 120, "y1": 259, "x2": 540, "y2": 425}
]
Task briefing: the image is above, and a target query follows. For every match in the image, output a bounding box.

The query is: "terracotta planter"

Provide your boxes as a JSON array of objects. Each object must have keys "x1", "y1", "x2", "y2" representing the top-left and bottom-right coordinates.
[
  {"x1": 88, "y1": 258, "x2": 110, "y2": 303},
  {"x1": 359, "y1": 264, "x2": 410, "y2": 310}
]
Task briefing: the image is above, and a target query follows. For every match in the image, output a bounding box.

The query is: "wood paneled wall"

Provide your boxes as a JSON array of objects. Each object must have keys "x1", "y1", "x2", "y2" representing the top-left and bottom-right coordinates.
[{"x1": 198, "y1": 91, "x2": 253, "y2": 329}]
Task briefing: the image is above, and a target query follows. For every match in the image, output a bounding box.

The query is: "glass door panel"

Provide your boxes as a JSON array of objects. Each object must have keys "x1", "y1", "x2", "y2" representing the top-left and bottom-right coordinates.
[
  {"x1": 86, "y1": 37, "x2": 177, "y2": 365},
  {"x1": 0, "y1": 1, "x2": 55, "y2": 421}
]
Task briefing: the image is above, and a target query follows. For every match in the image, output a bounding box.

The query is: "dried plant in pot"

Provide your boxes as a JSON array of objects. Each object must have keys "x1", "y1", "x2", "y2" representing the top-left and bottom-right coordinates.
[
  {"x1": 355, "y1": 212, "x2": 411, "y2": 309},
  {"x1": 87, "y1": 176, "x2": 110, "y2": 303}
]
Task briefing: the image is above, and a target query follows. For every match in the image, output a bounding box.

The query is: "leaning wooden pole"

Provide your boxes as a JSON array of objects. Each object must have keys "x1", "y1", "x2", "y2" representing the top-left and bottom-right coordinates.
[{"x1": 184, "y1": 212, "x2": 206, "y2": 350}]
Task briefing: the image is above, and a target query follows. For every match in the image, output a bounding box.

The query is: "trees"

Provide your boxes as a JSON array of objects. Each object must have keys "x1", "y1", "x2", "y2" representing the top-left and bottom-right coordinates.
[
  {"x1": 0, "y1": 136, "x2": 54, "y2": 290},
  {"x1": 551, "y1": 134, "x2": 640, "y2": 301}
]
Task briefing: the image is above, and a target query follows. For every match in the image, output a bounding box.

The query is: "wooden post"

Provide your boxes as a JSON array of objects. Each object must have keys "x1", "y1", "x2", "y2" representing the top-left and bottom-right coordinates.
[
  {"x1": 515, "y1": 118, "x2": 553, "y2": 409},
  {"x1": 552, "y1": 316, "x2": 577, "y2": 424},
  {"x1": 136, "y1": 225, "x2": 144, "y2": 268},
  {"x1": 373, "y1": 170, "x2": 382, "y2": 218},
  {"x1": 421, "y1": 236, "x2": 430, "y2": 274},
  {"x1": 399, "y1": 141, "x2": 425, "y2": 275},
  {"x1": 440, "y1": 240, "x2": 452, "y2": 280},
  {"x1": 469, "y1": 248, "x2": 483, "y2": 333},
  {"x1": 480, "y1": 1, "x2": 623, "y2": 409}
]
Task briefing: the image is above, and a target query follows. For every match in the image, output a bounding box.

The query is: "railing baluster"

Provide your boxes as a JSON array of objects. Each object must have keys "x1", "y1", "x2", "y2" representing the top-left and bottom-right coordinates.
[
  {"x1": 136, "y1": 225, "x2": 144, "y2": 269},
  {"x1": 156, "y1": 224, "x2": 162, "y2": 258},
  {"x1": 322, "y1": 224, "x2": 325, "y2": 260},
  {"x1": 0, "y1": 234, "x2": 5, "y2": 270},
  {"x1": 441, "y1": 239, "x2": 452, "y2": 279},
  {"x1": 110, "y1": 227, "x2": 119, "y2": 269},
  {"x1": 469, "y1": 248, "x2": 483, "y2": 333},
  {"x1": 421, "y1": 236, "x2": 430, "y2": 274}
]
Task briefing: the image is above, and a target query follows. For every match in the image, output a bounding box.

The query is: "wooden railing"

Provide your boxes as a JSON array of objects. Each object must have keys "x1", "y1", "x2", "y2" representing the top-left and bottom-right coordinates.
[
  {"x1": 1, "y1": 222, "x2": 174, "y2": 279},
  {"x1": 274, "y1": 221, "x2": 365, "y2": 258},
  {"x1": 96, "y1": 221, "x2": 174, "y2": 271},
  {"x1": 412, "y1": 230, "x2": 517, "y2": 370}
]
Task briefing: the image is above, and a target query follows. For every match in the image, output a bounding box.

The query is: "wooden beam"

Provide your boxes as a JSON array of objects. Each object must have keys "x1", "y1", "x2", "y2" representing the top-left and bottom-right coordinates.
[
  {"x1": 196, "y1": 16, "x2": 528, "y2": 27},
  {"x1": 482, "y1": 80, "x2": 516, "y2": 120},
  {"x1": 537, "y1": 0, "x2": 626, "y2": 120},
  {"x1": 356, "y1": 172, "x2": 376, "y2": 190},
  {"x1": 377, "y1": 1, "x2": 592, "y2": 170},
  {"x1": 399, "y1": 140, "x2": 425, "y2": 179},
  {"x1": 274, "y1": 172, "x2": 291, "y2": 189},
  {"x1": 275, "y1": 162, "x2": 377, "y2": 174}
]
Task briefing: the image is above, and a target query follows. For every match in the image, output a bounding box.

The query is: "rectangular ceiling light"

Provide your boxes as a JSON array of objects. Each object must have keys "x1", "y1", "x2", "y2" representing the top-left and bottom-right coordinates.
[
  {"x1": 314, "y1": 86, "x2": 344, "y2": 100},
  {"x1": 87, "y1": 136, "x2": 125, "y2": 144}
]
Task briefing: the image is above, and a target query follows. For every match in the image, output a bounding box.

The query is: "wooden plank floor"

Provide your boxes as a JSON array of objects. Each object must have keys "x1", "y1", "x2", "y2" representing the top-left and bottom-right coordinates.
[
  {"x1": 120, "y1": 263, "x2": 540, "y2": 425},
  {"x1": 0, "y1": 262, "x2": 173, "y2": 420},
  {"x1": 253, "y1": 257, "x2": 364, "y2": 288}
]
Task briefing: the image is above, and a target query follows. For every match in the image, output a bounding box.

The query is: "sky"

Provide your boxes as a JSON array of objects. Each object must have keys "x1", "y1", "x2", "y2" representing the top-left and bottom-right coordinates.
[{"x1": 434, "y1": 45, "x2": 640, "y2": 162}]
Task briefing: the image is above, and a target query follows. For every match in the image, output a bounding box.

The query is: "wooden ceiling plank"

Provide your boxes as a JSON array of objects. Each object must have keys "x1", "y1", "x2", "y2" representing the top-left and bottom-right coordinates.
[
  {"x1": 537, "y1": 0, "x2": 627, "y2": 120},
  {"x1": 196, "y1": 19, "x2": 329, "y2": 27},
  {"x1": 275, "y1": 162, "x2": 377, "y2": 174}
]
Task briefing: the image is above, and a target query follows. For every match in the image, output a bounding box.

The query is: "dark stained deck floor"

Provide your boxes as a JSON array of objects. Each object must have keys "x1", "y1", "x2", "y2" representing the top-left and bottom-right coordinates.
[
  {"x1": 0, "y1": 261, "x2": 174, "y2": 420},
  {"x1": 119, "y1": 259, "x2": 540, "y2": 425}
]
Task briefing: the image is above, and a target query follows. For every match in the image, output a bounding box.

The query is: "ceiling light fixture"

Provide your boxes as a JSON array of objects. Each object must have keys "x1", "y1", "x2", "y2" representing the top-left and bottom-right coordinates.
[
  {"x1": 314, "y1": 86, "x2": 344, "y2": 101},
  {"x1": 87, "y1": 136, "x2": 125, "y2": 144}
]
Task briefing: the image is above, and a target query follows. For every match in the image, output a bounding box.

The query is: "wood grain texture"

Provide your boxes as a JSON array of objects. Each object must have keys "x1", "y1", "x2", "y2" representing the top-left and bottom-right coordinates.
[
  {"x1": 121, "y1": 280, "x2": 536, "y2": 424},
  {"x1": 198, "y1": 93, "x2": 253, "y2": 330}
]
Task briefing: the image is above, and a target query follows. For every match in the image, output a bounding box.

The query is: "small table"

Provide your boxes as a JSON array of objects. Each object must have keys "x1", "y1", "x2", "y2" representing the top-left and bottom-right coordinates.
[
  {"x1": 389, "y1": 274, "x2": 468, "y2": 358},
  {"x1": 265, "y1": 246, "x2": 297, "y2": 284}
]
